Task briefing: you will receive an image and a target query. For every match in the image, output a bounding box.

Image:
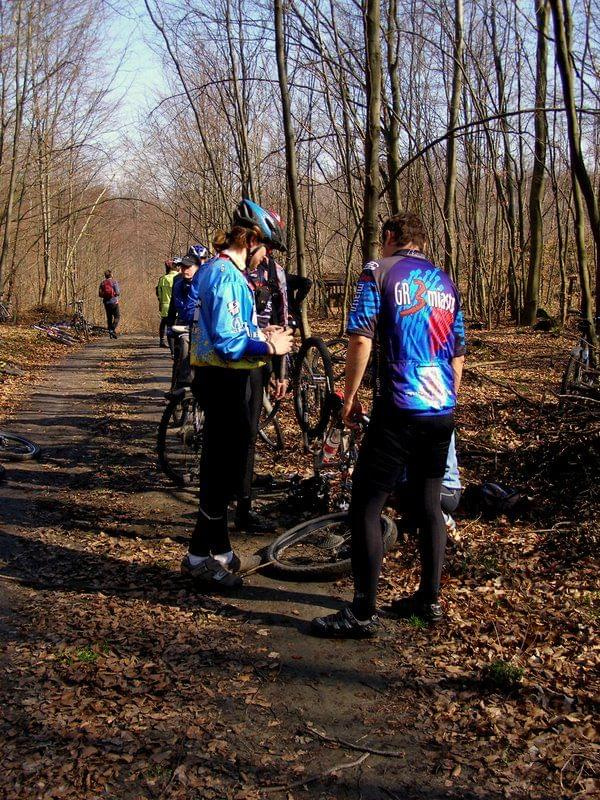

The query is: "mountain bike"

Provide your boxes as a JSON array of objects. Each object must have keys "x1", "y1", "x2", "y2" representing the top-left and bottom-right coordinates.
[
  {"x1": 559, "y1": 316, "x2": 600, "y2": 408},
  {"x1": 258, "y1": 333, "x2": 335, "y2": 450},
  {"x1": 33, "y1": 302, "x2": 106, "y2": 345},
  {"x1": 265, "y1": 401, "x2": 397, "y2": 580}
]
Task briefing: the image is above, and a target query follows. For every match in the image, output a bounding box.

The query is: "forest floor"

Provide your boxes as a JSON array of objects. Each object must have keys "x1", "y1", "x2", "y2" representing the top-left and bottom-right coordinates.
[{"x1": 0, "y1": 320, "x2": 598, "y2": 800}]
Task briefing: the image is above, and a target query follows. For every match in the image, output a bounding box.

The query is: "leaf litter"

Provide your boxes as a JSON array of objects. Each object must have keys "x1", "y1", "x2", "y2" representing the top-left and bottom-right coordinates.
[{"x1": 0, "y1": 322, "x2": 598, "y2": 799}]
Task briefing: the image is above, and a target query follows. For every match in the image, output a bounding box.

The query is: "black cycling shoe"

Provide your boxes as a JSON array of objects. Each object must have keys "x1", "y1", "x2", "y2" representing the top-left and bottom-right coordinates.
[
  {"x1": 387, "y1": 592, "x2": 444, "y2": 625},
  {"x1": 310, "y1": 606, "x2": 380, "y2": 639}
]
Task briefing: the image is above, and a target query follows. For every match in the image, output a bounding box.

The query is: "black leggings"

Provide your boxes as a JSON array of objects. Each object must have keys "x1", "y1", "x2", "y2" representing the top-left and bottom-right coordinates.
[
  {"x1": 350, "y1": 404, "x2": 454, "y2": 619},
  {"x1": 189, "y1": 367, "x2": 261, "y2": 556}
]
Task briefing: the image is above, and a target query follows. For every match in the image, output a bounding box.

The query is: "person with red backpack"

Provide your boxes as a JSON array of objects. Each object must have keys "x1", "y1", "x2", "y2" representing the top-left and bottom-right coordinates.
[{"x1": 98, "y1": 269, "x2": 121, "y2": 338}]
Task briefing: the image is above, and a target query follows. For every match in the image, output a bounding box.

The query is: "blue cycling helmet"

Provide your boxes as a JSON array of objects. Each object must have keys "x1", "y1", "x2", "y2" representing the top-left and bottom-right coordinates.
[
  {"x1": 187, "y1": 244, "x2": 209, "y2": 264},
  {"x1": 233, "y1": 199, "x2": 287, "y2": 253}
]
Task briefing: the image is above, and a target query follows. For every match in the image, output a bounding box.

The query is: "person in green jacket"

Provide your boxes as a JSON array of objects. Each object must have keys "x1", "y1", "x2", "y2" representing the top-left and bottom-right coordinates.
[{"x1": 156, "y1": 259, "x2": 180, "y2": 349}]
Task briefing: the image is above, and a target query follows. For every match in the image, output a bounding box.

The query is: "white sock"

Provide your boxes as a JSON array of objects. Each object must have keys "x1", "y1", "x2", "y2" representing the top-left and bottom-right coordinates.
[
  {"x1": 213, "y1": 551, "x2": 233, "y2": 567},
  {"x1": 187, "y1": 553, "x2": 210, "y2": 567}
]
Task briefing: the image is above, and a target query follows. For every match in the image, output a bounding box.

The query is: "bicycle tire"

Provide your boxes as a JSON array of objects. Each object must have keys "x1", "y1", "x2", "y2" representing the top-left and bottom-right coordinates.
[
  {"x1": 258, "y1": 393, "x2": 284, "y2": 450},
  {"x1": 293, "y1": 336, "x2": 335, "y2": 439},
  {"x1": 0, "y1": 431, "x2": 40, "y2": 461},
  {"x1": 157, "y1": 397, "x2": 203, "y2": 487},
  {"x1": 266, "y1": 511, "x2": 397, "y2": 580}
]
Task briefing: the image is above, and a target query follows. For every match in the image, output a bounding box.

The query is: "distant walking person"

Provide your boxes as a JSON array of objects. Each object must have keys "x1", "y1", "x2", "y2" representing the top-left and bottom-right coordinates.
[
  {"x1": 156, "y1": 259, "x2": 179, "y2": 349},
  {"x1": 99, "y1": 269, "x2": 121, "y2": 339}
]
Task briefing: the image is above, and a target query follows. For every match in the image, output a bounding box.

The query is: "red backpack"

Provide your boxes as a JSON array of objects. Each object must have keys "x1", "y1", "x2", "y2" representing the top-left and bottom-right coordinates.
[{"x1": 99, "y1": 279, "x2": 116, "y2": 300}]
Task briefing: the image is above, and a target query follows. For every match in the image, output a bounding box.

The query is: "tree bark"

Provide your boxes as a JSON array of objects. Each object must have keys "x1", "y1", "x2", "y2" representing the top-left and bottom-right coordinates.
[
  {"x1": 523, "y1": 0, "x2": 549, "y2": 325},
  {"x1": 443, "y1": 0, "x2": 464, "y2": 281},
  {"x1": 362, "y1": 0, "x2": 382, "y2": 264},
  {"x1": 274, "y1": 0, "x2": 310, "y2": 334}
]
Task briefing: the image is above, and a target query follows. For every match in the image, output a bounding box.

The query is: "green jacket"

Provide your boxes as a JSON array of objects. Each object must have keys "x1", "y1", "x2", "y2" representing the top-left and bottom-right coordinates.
[{"x1": 156, "y1": 270, "x2": 178, "y2": 317}]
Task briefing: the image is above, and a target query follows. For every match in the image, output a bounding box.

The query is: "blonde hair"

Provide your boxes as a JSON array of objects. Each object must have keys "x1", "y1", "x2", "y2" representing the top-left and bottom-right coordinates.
[{"x1": 213, "y1": 225, "x2": 262, "y2": 253}]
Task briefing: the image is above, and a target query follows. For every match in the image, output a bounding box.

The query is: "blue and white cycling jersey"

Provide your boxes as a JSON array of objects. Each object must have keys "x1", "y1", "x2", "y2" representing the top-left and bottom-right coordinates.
[
  {"x1": 188, "y1": 255, "x2": 269, "y2": 369},
  {"x1": 347, "y1": 250, "x2": 466, "y2": 415}
]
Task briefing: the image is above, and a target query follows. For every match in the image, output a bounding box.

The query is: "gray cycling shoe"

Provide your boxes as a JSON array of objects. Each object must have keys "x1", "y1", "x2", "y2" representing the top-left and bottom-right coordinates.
[
  {"x1": 310, "y1": 606, "x2": 380, "y2": 639},
  {"x1": 180, "y1": 554, "x2": 242, "y2": 589}
]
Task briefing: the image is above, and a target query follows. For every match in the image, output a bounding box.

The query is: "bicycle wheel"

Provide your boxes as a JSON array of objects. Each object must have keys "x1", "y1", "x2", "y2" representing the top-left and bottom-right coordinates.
[
  {"x1": 157, "y1": 397, "x2": 203, "y2": 487},
  {"x1": 0, "y1": 431, "x2": 40, "y2": 461},
  {"x1": 266, "y1": 511, "x2": 397, "y2": 580},
  {"x1": 293, "y1": 337, "x2": 335, "y2": 439},
  {"x1": 258, "y1": 393, "x2": 284, "y2": 450}
]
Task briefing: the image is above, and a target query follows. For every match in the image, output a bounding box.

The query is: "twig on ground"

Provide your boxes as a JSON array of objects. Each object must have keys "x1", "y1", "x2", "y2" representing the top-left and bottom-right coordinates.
[
  {"x1": 242, "y1": 559, "x2": 276, "y2": 577},
  {"x1": 304, "y1": 724, "x2": 405, "y2": 758},
  {"x1": 261, "y1": 751, "x2": 370, "y2": 794}
]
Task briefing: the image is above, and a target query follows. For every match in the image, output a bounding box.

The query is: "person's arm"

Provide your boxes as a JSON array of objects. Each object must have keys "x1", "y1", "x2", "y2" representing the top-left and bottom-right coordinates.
[
  {"x1": 342, "y1": 335, "x2": 372, "y2": 425},
  {"x1": 113, "y1": 280, "x2": 120, "y2": 297},
  {"x1": 451, "y1": 303, "x2": 467, "y2": 396},
  {"x1": 343, "y1": 265, "x2": 380, "y2": 425},
  {"x1": 451, "y1": 355, "x2": 464, "y2": 395},
  {"x1": 210, "y1": 276, "x2": 291, "y2": 361}
]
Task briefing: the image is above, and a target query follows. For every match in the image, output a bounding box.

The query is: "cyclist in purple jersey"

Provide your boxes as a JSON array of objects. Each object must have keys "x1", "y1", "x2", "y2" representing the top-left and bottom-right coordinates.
[{"x1": 312, "y1": 212, "x2": 466, "y2": 638}]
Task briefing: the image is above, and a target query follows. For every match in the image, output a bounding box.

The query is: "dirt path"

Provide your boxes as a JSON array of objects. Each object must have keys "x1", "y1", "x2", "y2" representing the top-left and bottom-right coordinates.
[{"x1": 0, "y1": 335, "x2": 595, "y2": 799}]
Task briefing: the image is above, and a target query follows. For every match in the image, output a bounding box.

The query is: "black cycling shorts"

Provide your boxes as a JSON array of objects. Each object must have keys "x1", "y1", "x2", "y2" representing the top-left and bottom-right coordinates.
[{"x1": 354, "y1": 401, "x2": 454, "y2": 493}]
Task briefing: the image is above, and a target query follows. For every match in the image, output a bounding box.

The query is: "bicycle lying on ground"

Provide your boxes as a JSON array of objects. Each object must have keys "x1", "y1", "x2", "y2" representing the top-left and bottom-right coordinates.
[
  {"x1": 0, "y1": 431, "x2": 40, "y2": 461},
  {"x1": 265, "y1": 400, "x2": 397, "y2": 580},
  {"x1": 559, "y1": 316, "x2": 600, "y2": 408},
  {"x1": 33, "y1": 301, "x2": 107, "y2": 345},
  {"x1": 0, "y1": 300, "x2": 11, "y2": 323}
]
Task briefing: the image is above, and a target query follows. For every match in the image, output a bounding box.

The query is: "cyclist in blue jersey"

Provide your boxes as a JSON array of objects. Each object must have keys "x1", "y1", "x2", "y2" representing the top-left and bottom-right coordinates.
[
  {"x1": 165, "y1": 255, "x2": 198, "y2": 390},
  {"x1": 180, "y1": 201, "x2": 293, "y2": 590},
  {"x1": 235, "y1": 208, "x2": 289, "y2": 532},
  {"x1": 312, "y1": 211, "x2": 466, "y2": 637}
]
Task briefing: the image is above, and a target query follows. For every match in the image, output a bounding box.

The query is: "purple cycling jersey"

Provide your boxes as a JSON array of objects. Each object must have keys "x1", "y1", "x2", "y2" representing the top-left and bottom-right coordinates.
[{"x1": 347, "y1": 250, "x2": 466, "y2": 415}]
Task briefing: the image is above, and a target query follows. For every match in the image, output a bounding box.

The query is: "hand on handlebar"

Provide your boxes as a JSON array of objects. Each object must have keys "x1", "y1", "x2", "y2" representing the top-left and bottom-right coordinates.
[
  {"x1": 342, "y1": 395, "x2": 364, "y2": 429},
  {"x1": 270, "y1": 377, "x2": 289, "y2": 400}
]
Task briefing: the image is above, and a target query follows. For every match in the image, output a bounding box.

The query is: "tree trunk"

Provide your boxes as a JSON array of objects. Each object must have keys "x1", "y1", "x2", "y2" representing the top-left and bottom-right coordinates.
[
  {"x1": 523, "y1": 0, "x2": 549, "y2": 325},
  {"x1": 274, "y1": 0, "x2": 310, "y2": 335},
  {"x1": 362, "y1": 0, "x2": 382, "y2": 264},
  {"x1": 443, "y1": 0, "x2": 463, "y2": 281},
  {"x1": 550, "y1": 0, "x2": 600, "y2": 338}
]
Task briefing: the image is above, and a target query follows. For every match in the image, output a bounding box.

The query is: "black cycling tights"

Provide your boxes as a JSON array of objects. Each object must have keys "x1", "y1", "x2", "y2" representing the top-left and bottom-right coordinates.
[
  {"x1": 189, "y1": 367, "x2": 261, "y2": 557},
  {"x1": 351, "y1": 476, "x2": 446, "y2": 620}
]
